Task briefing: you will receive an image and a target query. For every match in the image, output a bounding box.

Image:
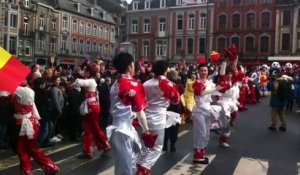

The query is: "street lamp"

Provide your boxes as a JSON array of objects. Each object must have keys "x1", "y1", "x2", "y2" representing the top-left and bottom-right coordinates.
[{"x1": 205, "y1": 0, "x2": 209, "y2": 61}]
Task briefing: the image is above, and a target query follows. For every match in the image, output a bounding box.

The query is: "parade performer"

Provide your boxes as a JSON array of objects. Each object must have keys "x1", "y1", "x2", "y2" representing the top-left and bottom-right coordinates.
[
  {"x1": 180, "y1": 72, "x2": 196, "y2": 123},
  {"x1": 107, "y1": 53, "x2": 150, "y2": 175},
  {"x1": 217, "y1": 45, "x2": 240, "y2": 147},
  {"x1": 13, "y1": 83, "x2": 58, "y2": 175},
  {"x1": 136, "y1": 61, "x2": 180, "y2": 174},
  {"x1": 192, "y1": 63, "x2": 222, "y2": 164},
  {"x1": 260, "y1": 71, "x2": 269, "y2": 97},
  {"x1": 238, "y1": 76, "x2": 249, "y2": 111},
  {"x1": 71, "y1": 66, "x2": 110, "y2": 159},
  {"x1": 247, "y1": 68, "x2": 259, "y2": 103}
]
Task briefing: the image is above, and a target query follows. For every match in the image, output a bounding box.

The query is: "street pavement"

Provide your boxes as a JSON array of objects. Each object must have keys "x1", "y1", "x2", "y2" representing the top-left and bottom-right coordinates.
[{"x1": 1, "y1": 97, "x2": 300, "y2": 175}]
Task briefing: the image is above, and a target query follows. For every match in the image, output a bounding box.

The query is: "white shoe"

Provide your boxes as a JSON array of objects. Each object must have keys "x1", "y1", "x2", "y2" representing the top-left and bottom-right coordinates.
[
  {"x1": 56, "y1": 134, "x2": 64, "y2": 139},
  {"x1": 50, "y1": 136, "x2": 62, "y2": 143},
  {"x1": 296, "y1": 110, "x2": 300, "y2": 113},
  {"x1": 221, "y1": 142, "x2": 230, "y2": 148}
]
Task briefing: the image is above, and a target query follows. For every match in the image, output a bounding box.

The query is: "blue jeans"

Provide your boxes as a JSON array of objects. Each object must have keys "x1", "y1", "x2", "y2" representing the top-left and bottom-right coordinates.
[{"x1": 37, "y1": 120, "x2": 50, "y2": 147}]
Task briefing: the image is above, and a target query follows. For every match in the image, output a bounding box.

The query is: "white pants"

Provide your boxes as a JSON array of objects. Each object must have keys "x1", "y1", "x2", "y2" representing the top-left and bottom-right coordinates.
[
  {"x1": 137, "y1": 128, "x2": 165, "y2": 169},
  {"x1": 110, "y1": 131, "x2": 137, "y2": 175},
  {"x1": 193, "y1": 111, "x2": 212, "y2": 149}
]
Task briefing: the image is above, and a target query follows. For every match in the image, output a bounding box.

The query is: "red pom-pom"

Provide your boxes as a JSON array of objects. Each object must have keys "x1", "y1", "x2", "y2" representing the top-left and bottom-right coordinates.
[
  {"x1": 218, "y1": 75, "x2": 231, "y2": 93},
  {"x1": 197, "y1": 56, "x2": 206, "y2": 64},
  {"x1": 141, "y1": 132, "x2": 158, "y2": 148},
  {"x1": 193, "y1": 79, "x2": 206, "y2": 96},
  {"x1": 210, "y1": 51, "x2": 220, "y2": 61},
  {"x1": 132, "y1": 118, "x2": 139, "y2": 127}
]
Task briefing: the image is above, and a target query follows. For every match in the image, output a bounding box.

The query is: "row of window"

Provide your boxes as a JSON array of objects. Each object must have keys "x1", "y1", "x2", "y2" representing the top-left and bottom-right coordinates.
[
  {"x1": 216, "y1": 36, "x2": 270, "y2": 53},
  {"x1": 131, "y1": 13, "x2": 207, "y2": 34},
  {"x1": 20, "y1": 15, "x2": 114, "y2": 41},
  {"x1": 132, "y1": 0, "x2": 208, "y2": 10},
  {"x1": 217, "y1": 12, "x2": 271, "y2": 30},
  {"x1": 219, "y1": 0, "x2": 272, "y2": 7},
  {"x1": 133, "y1": 36, "x2": 271, "y2": 57},
  {"x1": 34, "y1": 38, "x2": 112, "y2": 55}
]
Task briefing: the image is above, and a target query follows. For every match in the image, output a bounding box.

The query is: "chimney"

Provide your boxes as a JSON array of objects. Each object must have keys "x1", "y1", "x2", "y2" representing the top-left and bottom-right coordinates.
[{"x1": 93, "y1": 0, "x2": 97, "y2": 6}]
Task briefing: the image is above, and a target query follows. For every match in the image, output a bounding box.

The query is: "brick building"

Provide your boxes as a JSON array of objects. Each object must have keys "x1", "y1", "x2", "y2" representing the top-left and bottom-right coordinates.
[
  {"x1": 213, "y1": 0, "x2": 275, "y2": 61},
  {"x1": 126, "y1": 0, "x2": 213, "y2": 62}
]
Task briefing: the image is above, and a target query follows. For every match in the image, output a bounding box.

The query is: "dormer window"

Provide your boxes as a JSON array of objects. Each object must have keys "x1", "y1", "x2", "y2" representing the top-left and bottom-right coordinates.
[
  {"x1": 90, "y1": 8, "x2": 94, "y2": 16},
  {"x1": 76, "y1": 3, "x2": 81, "y2": 12},
  {"x1": 133, "y1": 1, "x2": 138, "y2": 10},
  {"x1": 145, "y1": 0, "x2": 150, "y2": 9},
  {"x1": 103, "y1": 12, "x2": 106, "y2": 20},
  {"x1": 160, "y1": 0, "x2": 166, "y2": 8}
]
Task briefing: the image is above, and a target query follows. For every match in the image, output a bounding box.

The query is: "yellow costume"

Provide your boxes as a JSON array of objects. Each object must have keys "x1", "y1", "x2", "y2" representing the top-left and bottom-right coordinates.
[{"x1": 181, "y1": 79, "x2": 195, "y2": 112}]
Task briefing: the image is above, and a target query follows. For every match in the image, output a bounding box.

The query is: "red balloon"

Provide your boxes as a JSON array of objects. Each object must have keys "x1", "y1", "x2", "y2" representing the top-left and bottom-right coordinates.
[{"x1": 197, "y1": 56, "x2": 206, "y2": 64}]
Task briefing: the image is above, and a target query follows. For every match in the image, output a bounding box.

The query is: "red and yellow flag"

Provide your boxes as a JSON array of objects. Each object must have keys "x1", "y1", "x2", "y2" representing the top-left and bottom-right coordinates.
[{"x1": 0, "y1": 47, "x2": 30, "y2": 92}]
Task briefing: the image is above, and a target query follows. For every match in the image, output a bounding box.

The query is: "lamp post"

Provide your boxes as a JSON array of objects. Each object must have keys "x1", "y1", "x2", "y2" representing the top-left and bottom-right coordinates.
[{"x1": 205, "y1": 0, "x2": 209, "y2": 61}]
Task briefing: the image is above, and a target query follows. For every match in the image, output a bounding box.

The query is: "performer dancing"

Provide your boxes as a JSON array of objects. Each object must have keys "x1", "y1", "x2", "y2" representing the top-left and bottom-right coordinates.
[
  {"x1": 71, "y1": 66, "x2": 110, "y2": 159},
  {"x1": 192, "y1": 63, "x2": 222, "y2": 164},
  {"x1": 217, "y1": 46, "x2": 240, "y2": 147},
  {"x1": 136, "y1": 61, "x2": 180, "y2": 174},
  {"x1": 107, "y1": 53, "x2": 150, "y2": 175},
  {"x1": 13, "y1": 83, "x2": 58, "y2": 175}
]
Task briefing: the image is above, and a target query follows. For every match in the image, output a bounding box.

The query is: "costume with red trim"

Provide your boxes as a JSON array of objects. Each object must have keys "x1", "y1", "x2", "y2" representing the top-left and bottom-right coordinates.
[
  {"x1": 71, "y1": 78, "x2": 110, "y2": 156},
  {"x1": 216, "y1": 45, "x2": 240, "y2": 147},
  {"x1": 13, "y1": 87, "x2": 58, "y2": 175},
  {"x1": 238, "y1": 77, "x2": 249, "y2": 110},
  {"x1": 136, "y1": 75, "x2": 179, "y2": 174},
  {"x1": 107, "y1": 74, "x2": 148, "y2": 175},
  {"x1": 192, "y1": 77, "x2": 221, "y2": 164}
]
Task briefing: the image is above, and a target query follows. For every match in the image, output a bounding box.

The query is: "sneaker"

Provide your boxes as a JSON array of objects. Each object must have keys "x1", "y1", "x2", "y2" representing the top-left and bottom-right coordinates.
[
  {"x1": 268, "y1": 126, "x2": 277, "y2": 131},
  {"x1": 296, "y1": 110, "x2": 300, "y2": 113},
  {"x1": 279, "y1": 127, "x2": 286, "y2": 131},
  {"x1": 50, "y1": 136, "x2": 62, "y2": 143},
  {"x1": 56, "y1": 134, "x2": 64, "y2": 139}
]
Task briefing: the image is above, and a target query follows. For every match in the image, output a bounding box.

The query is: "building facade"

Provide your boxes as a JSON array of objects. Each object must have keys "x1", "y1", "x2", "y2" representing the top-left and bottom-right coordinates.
[
  {"x1": 0, "y1": 0, "x2": 118, "y2": 66},
  {"x1": 274, "y1": 0, "x2": 300, "y2": 57},
  {"x1": 33, "y1": 0, "x2": 60, "y2": 66},
  {"x1": 18, "y1": 0, "x2": 37, "y2": 63},
  {"x1": 126, "y1": 0, "x2": 213, "y2": 62},
  {"x1": 213, "y1": 0, "x2": 275, "y2": 61},
  {"x1": 2, "y1": 0, "x2": 20, "y2": 56},
  {"x1": 169, "y1": 0, "x2": 214, "y2": 61}
]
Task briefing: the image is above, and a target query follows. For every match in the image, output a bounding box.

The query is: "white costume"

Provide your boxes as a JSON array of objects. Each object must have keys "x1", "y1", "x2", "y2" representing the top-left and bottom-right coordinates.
[
  {"x1": 137, "y1": 76, "x2": 179, "y2": 170},
  {"x1": 107, "y1": 74, "x2": 147, "y2": 175},
  {"x1": 193, "y1": 79, "x2": 221, "y2": 149}
]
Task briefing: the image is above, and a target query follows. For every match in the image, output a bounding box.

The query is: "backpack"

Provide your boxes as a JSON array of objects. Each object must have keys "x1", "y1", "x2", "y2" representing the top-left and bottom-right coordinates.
[{"x1": 277, "y1": 78, "x2": 292, "y2": 100}]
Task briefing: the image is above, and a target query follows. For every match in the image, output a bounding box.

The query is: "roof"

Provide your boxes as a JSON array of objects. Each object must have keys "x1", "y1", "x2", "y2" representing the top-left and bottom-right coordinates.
[
  {"x1": 128, "y1": 0, "x2": 213, "y2": 11},
  {"x1": 35, "y1": 0, "x2": 116, "y2": 25}
]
